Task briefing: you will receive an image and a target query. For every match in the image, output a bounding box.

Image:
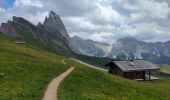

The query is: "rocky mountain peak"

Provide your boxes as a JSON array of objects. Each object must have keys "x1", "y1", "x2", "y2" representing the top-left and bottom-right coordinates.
[
  {"x1": 0, "y1": 16, "x2": 23, "y2": 37},
  {"x1": 12, "y1": 16, "x2": 20, "y2": 22},
  {"x1": 37, "y1": 22, "x2": 43, "y2": 28},
  {"x1": 71, "y1": 36, "x2": 170, "y2": 64},
  {"x1": 43, "y1": 11, "x2": 63, "y2": 27},
  {"x1": 50, "y1": 11, "x2": 56, "y2": 16},
  {"x1": 42, "y1": 11, "x2": 70, "y2": 42},
  {"x1": 12, "y1": 16, "x2": 36, "y2": 30},
  {"x1": 49, "y1": 11, "x2": 60, "y2": 19},
  {"x1": 12, "y1": 16, "x2": 27, "y2": 24},
  {"x1": 72, "y1": 36, "x2": 83, "y2": 40},
  {"x1": 0, "y1": 12, "x2": 73, "y2": 56}
]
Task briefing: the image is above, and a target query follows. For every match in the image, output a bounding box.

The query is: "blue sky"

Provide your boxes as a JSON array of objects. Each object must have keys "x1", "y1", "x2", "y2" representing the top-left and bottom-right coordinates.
[
  {"x1": 0, "y1": 0, "x2": 170, "y2": 43},
  {"x1": 2, "y1": 0, "x2": 15, "y2": 9},
  {"x1": 6, "y1": 0, "x2": 15, "y2": 8}
]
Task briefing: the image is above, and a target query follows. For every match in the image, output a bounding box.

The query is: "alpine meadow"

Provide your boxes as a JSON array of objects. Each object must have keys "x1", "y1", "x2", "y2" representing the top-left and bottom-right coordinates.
[{"x1": 0, "y1": 0, "x2": 170, "y2": 100}]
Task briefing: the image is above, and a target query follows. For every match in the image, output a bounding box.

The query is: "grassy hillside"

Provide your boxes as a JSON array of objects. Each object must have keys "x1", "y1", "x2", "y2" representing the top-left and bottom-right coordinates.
[
  {"x1": 74, "y1": 53, "x2": 112, "y2": 69},
  {"x1": 0, "y1": 33, "x2": 69, "y2": 100},
  {"x1": 15, "y1": 28, "x2": 67, "y2": 56},
  {"x1": 158, "y1": 64, "x2": 170, "y2": 74},
  {"x1": 1, "y1": 32, "x2": 170, "y2": 100},
  {"x1": 58, "y1": 59, "x2": 170, "y2": 100}
]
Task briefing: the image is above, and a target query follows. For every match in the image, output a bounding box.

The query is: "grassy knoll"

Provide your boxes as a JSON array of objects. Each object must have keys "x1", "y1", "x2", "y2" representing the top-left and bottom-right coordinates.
[
  {"x1": 0, "y1": 34, "x2": 69, "y2": 100},
  {"x1": 158, "y1": 64, "x2": 170, "y2": 74},
  {"x1": 58, "y1": 59, "x2": 170, "y2": 100}
]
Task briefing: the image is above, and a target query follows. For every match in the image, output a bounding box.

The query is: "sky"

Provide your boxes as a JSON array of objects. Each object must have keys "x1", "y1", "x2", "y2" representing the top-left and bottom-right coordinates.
[{"x1": 0, "y1": 0, "x2": 170, "y2": 43}]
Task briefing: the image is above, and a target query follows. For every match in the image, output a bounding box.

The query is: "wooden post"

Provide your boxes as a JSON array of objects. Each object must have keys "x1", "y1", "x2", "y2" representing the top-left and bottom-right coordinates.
[
  {"x1": 149, "y1": 71, "x2": 151, "y2": 80},
  {"x1": 123, "y1": 72, "x2": 127, "y2": 78},
  {"x1": 143, "y1": 71, "x2": 145, "y2": 81}
]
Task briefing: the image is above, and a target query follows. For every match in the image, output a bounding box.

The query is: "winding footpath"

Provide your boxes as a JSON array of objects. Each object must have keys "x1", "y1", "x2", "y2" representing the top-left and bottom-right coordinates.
[
  {"x1": 42, "y1": 58, "x2": 107, "y2": 100},
  {"x1": 70, "y1": 58, "x2": 107, "y2": 72},
  {"x1": 42, "y1": 59, "x2": 74, "y2": 100}
]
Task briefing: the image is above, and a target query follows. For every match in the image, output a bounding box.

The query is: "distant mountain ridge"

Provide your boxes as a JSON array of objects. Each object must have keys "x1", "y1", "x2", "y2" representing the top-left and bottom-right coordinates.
[
  {"x1": 0, "y1": 11, "x2": 73, "y2": 55},
  {"x1": 71, "y1": 36, "x2": 113, "y2": 57},
  {"x1": 0, "y1": 11, "x2": 169, "y2": 64},
  {"x1": 71, "y1": 36, "x2": 170, "y2": 64}
]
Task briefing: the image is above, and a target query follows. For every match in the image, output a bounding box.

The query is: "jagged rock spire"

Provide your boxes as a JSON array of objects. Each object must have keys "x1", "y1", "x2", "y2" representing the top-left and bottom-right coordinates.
[{"x1": 42, "y1": 11, "x2": 70, "y2": 42}]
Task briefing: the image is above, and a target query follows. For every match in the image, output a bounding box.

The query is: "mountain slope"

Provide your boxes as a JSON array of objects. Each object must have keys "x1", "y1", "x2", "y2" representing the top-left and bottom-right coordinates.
[
  {"x1": 41, "y1": 11, "x2": 70, "y2": 42},
  {"x1": 0, "y1": 11, "x2": 73, "y2": 56},
  {"x1": 71, "y1": 36, "x2": 170, "y2": 64},
  {"x1": 0, "y1": 32, "x2": 69, "y2": 100},
  {"x1": 38, "y1": 11, "x2": 72, "y2": 49},
  {"x1": 71, "y1": 36, "x2": 112, "y2": 57},
  {"x1": 109, "y1": 37, "x2": 170, "y2": 64},
  {"x1": 0, "y1": 11, "x2": 111, "y2": 68},
  {"x1": 0, "y1": 30, "x2": 170, "y2": 100}
]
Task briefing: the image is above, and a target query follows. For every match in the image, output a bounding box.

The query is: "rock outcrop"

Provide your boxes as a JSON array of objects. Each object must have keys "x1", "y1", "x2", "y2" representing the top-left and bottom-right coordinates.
[
  {"x1": 0, "y1": 20, "x2": 17, "y2": 37},
  {"x1": 71, "y1": 36, "x2": 113, "y2": 57},
  {"x1": 0, "y1": 11, "x2": 73, "y2": 56},
  {"x1": 41, "y1": 11, "x2": 70, "y2": 44}
]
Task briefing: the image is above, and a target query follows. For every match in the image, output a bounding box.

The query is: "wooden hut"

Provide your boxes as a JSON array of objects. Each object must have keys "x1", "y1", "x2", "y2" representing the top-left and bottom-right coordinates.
[{"x1": 105, "y1": 60, "x2": 160, "y2": 81}]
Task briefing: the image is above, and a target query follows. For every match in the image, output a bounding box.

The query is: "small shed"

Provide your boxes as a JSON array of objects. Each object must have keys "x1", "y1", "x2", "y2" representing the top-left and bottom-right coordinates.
[
  {"x1": 14, "y1": 41, "x2": 26, "y2": 44},
  {"x1": 105, "y1": 59, "x2": 160, "y2": 81}
]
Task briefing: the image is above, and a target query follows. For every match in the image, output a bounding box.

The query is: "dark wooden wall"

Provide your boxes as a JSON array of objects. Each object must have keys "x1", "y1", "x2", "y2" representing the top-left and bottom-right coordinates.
[
  {"x1": 108, "y1": 64, "x2": 145, "y2": 80},
  {"x1": 123, "y1": 71, "x2": 145, "y2": 79},
  {"x1": 109, "y1": 64, "x2": 123, "y2": 76}
]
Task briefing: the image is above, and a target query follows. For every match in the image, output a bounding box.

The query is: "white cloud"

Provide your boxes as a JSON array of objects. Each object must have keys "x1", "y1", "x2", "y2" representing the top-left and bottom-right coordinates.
[
  {"x1": 133, "y1": 22, "x2": 170, "y2": 42},
  {"x1": 63, "y1": 16, "x2": 115, "y2": 34},
  {"x1": 14, "y1": 0, "x2": 43, "y2": 8},
  {"x1": 116, "y1": 24, "x2": 138, "y2": 36},
  {"x1": 124, "y1": 0, "x2": 170, "y2": 21},
  {"x1": 0, "y1": 0, "x2": 47, "y2": 24},
  {"x1": 0, "y1": 8, "x2": 5, "y2": 13},
  {"x1": 0, "y1": 0, "x2": 170, "y2": 43},
  {"x1": 90, "y1": 32, "x2": 115, "y2": 43},
  {"x1": 87, "y1": 2, "x2": 125, "y2": 25}
]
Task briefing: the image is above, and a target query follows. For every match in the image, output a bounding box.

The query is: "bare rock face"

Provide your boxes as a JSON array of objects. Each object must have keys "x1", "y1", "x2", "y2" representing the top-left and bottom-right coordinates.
[
  {"x1": 0, "y1": 20, "x2": 17, "y2": 37},
  {"x1": 42, "y1": 11, "x2": 70, "y2": 42},
  {"x1": 71, "y1": 36, "x2": 113, "y2": 57},
  {"x1": 0, "y1": 16, "x2": 36, "y2": 38},
  {"x1": 71, "y1": 36, "x2": 170, "y2": 64},
  {"x1": 0, "y1": 11, "x2": 73, "y2": 56}
]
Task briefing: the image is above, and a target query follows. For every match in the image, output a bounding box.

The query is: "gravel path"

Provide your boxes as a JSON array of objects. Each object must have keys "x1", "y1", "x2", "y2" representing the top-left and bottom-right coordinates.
[
  {"x1": 42, "y1": 67, "x2": 75, "y2": 100},
  {"x1": 70, "y1": 58, "x2": 107, "y2": 72},
  {"x1": 42, "y1": 58, "x2": 106, "y2": 100}
]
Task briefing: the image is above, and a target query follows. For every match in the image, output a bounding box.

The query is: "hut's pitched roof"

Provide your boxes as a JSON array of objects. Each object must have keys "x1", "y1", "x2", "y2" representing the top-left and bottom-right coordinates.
[{"x1": 109, "y1": 60, "x2": 160, "y2": 72}]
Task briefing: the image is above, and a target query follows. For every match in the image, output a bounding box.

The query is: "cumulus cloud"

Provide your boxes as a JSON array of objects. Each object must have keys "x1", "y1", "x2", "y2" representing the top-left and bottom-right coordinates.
[
  {"x1": 0, "y1": 0, "x2": 170, "y2": 43},
  {"x1": 14, "y1": 0, "x2": 43, "y2": 8},
  {"x1": 124, "y1": 0, "x2": 170, "y2": 21}
]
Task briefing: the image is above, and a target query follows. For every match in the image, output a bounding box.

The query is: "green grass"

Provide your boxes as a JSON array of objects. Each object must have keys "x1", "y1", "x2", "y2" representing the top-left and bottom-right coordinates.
[
  {"x1": 15, "y1": 28, "x2": 59, "y2": 54},
  {"x1": 74, "y1": 53, "x2": 112, "y2": 69},
  {"x1": 1, "y1": 32, "x2": 170, "y2": 100},
  {"x1": 0, "y1": 33, "x2": 69, "y2": 100},
  {"x1": 158, "y1": 64, "x2": 170, "y2": 74},
  {"x1": 58, "y1": 59, "x2": 170, "y2": 100}
]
